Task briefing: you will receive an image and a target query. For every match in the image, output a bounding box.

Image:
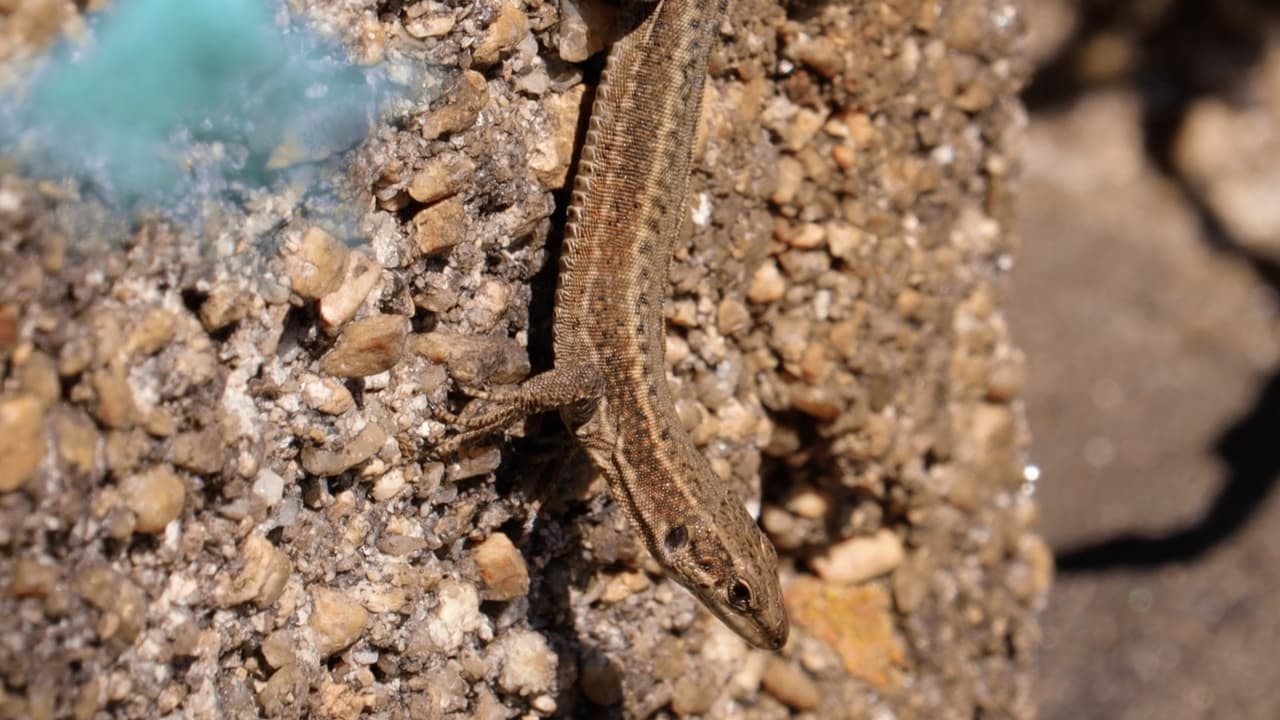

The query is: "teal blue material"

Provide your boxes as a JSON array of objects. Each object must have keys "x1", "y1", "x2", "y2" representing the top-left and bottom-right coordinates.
[{"x1": 1, "y1": 0, "x2": 389, "y2": 208}]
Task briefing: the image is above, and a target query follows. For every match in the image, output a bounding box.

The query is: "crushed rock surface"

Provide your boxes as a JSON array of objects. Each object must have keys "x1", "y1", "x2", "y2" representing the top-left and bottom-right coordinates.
[{"x1": 0, "y1": 1, "x2": 1045, "y2": 718}]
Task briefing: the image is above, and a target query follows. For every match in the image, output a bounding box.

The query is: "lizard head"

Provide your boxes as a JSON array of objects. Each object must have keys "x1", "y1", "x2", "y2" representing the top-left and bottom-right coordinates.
[{"x1": 656, "y1": 498, "x2": 789, "y2": 650}]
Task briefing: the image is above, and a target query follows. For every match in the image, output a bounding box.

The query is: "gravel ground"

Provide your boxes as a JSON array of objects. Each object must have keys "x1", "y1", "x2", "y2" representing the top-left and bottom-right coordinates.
[
  {"x1": 1016, "y1": 1, "x2": 1280, "y2": 717},
  {"x1": 1, "y1": 1, "x2": 1045, "y2": 718}
]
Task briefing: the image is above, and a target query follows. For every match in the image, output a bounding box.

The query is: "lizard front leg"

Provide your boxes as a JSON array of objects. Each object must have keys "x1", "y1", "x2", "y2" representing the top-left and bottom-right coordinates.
[{"x1": 433, "y1": 363, "x2": 605, "y2": 455}]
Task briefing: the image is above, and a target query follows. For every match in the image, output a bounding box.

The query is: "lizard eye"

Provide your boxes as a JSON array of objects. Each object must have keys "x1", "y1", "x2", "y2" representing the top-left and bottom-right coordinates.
[{"x1": 727, "y1": 579, "x2": 753, "y2": 611}]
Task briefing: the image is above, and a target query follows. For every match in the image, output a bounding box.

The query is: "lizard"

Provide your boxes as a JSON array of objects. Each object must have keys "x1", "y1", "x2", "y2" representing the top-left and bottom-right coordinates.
[{"x1": 439, "y1": 0, "x2": 789, "y2": 650}]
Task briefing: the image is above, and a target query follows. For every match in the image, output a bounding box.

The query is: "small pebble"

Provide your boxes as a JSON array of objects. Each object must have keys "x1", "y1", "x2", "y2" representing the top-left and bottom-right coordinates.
[
  {"x1": 762, "y1": 657, "x2": 821, "y2": 711},
  {"x1": 811, "y1": 528, "x2": 905, "y2": 584},
  {"x1": 301, "y1": 376, "x2": 355, "y2": 415},
  {"x1": 412, "y1": 195, "x2": 466, "y2": 257},
  {"x1": 491, "y1": 629, "x2": 556, "y2": 696},
  {"x1": 287, "y1": 227, "x2": 350, "y2": 301},
  {"x1": 319, "y1": 314, "x2": 410, "y2": 378},
  {"x1": 300, "y1": 422, "x2": 389, "y2": 477},
  {"x1": 309, "y1": 586, "x2": 370, "y2": 656},
  {"x1": 421, "y1": 70, "x2": 488, "y2": 140},
  {"x1": 472, "y1": 1, "x2": 528, "y2": 67},
  {"x1": 120, "y1": 465, "x2": 186, "y2": 534},
  {"x1": 0, "y1": 393, "x2": 45, "y2": 492},
  {"x1": 473, "y1": 532, "x2": 530, "y2": 601},
  {"x1": 318, "y1": 251, "x2": 381, "y2": 332},
  {"x1": 408, "y1": 153, "x2": 474, "y2": 205}
]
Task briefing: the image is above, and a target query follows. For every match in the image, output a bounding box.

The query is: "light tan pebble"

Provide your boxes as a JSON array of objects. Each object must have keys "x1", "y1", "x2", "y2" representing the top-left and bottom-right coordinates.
[
  {"x1": 318, "y1": 251, "x2": 381, "y2": 332},
  {"x1": 789, "y1": 385, "x2": 842, "y2": 421},
  {"x1": 768, "y1": 316, "x2": 809, "y2": 364},
  {"x1": 104, "y1": 505, "x2": 136, "y2": 541},
  {"x1": 473, "y1": 532, "x2": 530, "y2": 602},
  {"x1": 671, "y1": 674, "x2": 716, "y2": 716},
  {"x1": 599, "y1": 570, "x2": 651, "y2": 603},
  {"x1": 142, "y1": 407, "x2": 176, "y2": 438},
  {"x1": 215, "y1": 534, "x2": 292, "y2": 608},
  {"x1": 120, "y1": 465, "x2": 185, "y2": 533},
  {"x1": 786, "y1": 222, "x2": 826, "y2": 249},
  {"x1": 302, "y1": 376, "x2": 355, "y2": 415},
  {"x1": 421, "y1": 70, "x2": 488, "y2": 140},
  {"x1": 747, "y1": 260, "x2": 786, "y2": 304},
  {"x1": 716, "y1": 298, "x2": 751, "y2": 336},
  {"x1": 826, "y1": 222, "x2": 864, "y2": 260},
  {"x1": 57, "y1": 333, "x2": 94, "y2": 377},
  {"x1": 986, "y1": 352, "x2": 1027, "y2": 402},
  {"x1": 169, "y1": 428, "x2": 224, "y2": 475},
  {"x1": 472, "y1": 1, "x2": 528, "y2": 67},
  {"x1": 832, "y1": 142, "x2": 855, "y2": 170},
  {"x1": 17, "y1": 351, "x2": 59, "y2": 405},
  {"x1": 309, "y1": 586, "x2": 370, "y2": 657},
  {"x1": 198, "y1": 283, "x2": 249, "y2": 332},
  {"x1": 665, "y1": 334, "x2": 690, "y2": 363},
  {"x1": 354, "y1": 582, "x2": 408, "y2": 614},
  {"x1": 471, "y1": 688, "x2": 507, "y2": 720},
  {"x1": 424, "y1": 579, "x2": 483, "y2": 652},
  {"x1": 782, "y1": 107, "x2": 828, "y2": 152},
  {"x1": 9, "y1": 557, "x2": 58, "y2": 598},
  {"x1": 76, "y1": 564, "x2": 146, "y2": 645},
  {"x1": 557, "y1": 0, "x2": 616, "y2": 62},
  {"x1": 811, "y1": 528, "x2": 905, "y2": 584},
  {"x1": 405, "y1": 11, "x2": 455, "y2": 39},
  {"x1": 408, "y1": 152, "x2": 474, "y2": 204},
  {"x1": 790, "y1": 35, "x2": 843, "y2": 79},
  {"x1": 412, "y1": 195, "x2": 466, "y2": 257},
  {"x1": 530, "y1": 85, "x2": 586, "y2": 189},
  {"x1": 90, "y1": 361, "x2": 137, "y2": 430},
  {"x1": 785, "y1": 485, "x2": 830, "y2": 519},
  {"x1": 799, "y1": 341, "x2": 833, "y2": 385},
  {"x1": 515, "y1": 64, "x2": 550, "y2": 96},
  {"x1": 287, "y1": 227, "x2": 350, "y2": 301},
  {"x1": 261, "y1": 629, "x2": 298, "y2": 669},
  {"x1": 371, "y1": 468, "x2": 407, "y2": 502},
  {"x1": 464, "y1": 278, "x2": 511, "y2": 333},
  {"x1": 770, "y1": 155, "x2": 804, "y2": 206},
  {"x1": 446, "y1": 445, "x2": 503, "y2": 481},
  {"x1": 0, "y1": 393, "x2": 45, "y2": 492},
  {"x1": 531, "y1": 695, "x2": 557, "y2": 714},
  {"x1": 300, "y1": 422, "x2": 389, "y2": 477},
  {"x1": 103, "y1": 429, "x2": 148, "y2": 475},
  {"x1": 1021, "y1": 534, "x2": 1055, "y2": 601},
  {"x1": 762, "y1": 657, "x2": 821, "y2": 710},
  {"x1": 491, "y1": 630, "x2": 556, "y2": 696},
  {"x1": 845, "y1": 112, "x2": 875, "y2": 148},
  {"x1": 73, "y1": 674, "x2": 104, "y2": 720},
  {"x1": 319, "y1": 314, "x2": 410, "y2": 378},
  {"x1": 121, "y1": 309, "x2": 177, "y2": 357},
  {"x1": 258, "y1": 664, "x2": 308, "y2": 717},
  {"x1": 954, "y1": 82, "x2": 994, "y2": 112}
]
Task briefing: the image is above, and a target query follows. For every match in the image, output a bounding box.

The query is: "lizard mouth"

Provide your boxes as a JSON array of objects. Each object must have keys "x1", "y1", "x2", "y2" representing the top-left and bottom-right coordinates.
[{"x1": 709, "y1": 600, "x2": 789, "y2": 651}]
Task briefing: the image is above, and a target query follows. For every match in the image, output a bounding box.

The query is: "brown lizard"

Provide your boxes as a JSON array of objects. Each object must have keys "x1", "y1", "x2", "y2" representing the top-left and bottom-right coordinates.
[{"x1": 441, "y1": 0, "x2": 788, "y2": 650}]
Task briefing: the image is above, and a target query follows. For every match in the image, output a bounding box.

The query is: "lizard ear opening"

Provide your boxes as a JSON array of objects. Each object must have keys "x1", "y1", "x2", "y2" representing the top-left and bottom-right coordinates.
[{"x1": 664, "y1": 524, "x2": 689, "y2": 552}]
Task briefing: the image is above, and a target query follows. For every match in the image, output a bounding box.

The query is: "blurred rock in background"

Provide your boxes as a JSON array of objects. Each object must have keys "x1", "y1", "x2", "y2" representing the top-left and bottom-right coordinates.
[{"x1": 1016, "y1": 0, "x2": 1280, "y2": 717}]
